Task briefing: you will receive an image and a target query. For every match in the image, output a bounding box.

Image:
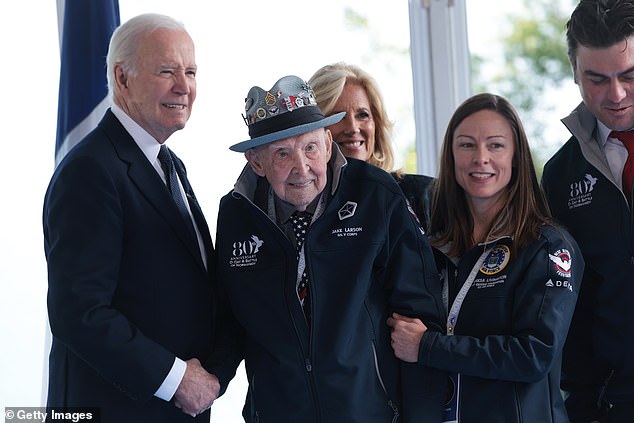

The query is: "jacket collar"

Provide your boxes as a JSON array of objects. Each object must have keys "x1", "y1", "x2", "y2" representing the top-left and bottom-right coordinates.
[{"x1": 561, "y1": 102, "x2": 615, "y2": 184}]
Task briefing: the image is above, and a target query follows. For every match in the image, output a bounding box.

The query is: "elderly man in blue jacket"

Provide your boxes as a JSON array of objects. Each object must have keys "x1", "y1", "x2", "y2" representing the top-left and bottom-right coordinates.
[{"x1": 208, "y1": 75, "x2": 446, "y2": 423}]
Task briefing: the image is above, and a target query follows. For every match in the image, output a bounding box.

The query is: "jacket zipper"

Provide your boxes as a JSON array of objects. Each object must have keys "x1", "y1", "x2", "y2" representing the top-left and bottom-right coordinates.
[
  {"x1": 286, "y1": 239, "x2": 320, "y2": 421},
  {"x1": 235, "y1": 192, "x2": 323, "y2": 420},
  {"x1": 372, "y1": 342, "x2": 400, "y2": 422},
  {"x1": 597, "y1": 369, "x2": 616, "y2": 412}
]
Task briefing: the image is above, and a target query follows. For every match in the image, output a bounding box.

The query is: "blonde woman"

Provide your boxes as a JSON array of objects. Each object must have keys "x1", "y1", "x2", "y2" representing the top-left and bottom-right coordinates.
[{"x1": 309, "y1": 62, "x2": 434, "y2": 229}]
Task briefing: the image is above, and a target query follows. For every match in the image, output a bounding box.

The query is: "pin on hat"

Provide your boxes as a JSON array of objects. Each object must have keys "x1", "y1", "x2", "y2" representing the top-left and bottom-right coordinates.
[{"x1": 230, "y1": 75, "x2": 345, "y2": 152}]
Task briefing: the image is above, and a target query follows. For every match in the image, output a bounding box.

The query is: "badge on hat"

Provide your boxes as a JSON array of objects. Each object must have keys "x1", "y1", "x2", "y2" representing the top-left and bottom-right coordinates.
[{"x1": 230, "y1": 75, "x2": 345, "y2": 152}]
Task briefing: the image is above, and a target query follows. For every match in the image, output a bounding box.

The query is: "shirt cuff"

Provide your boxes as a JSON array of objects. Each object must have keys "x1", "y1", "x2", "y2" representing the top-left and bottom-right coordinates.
[{"x1": 154, "y1": 357, "x2": 186, "y2": 401}]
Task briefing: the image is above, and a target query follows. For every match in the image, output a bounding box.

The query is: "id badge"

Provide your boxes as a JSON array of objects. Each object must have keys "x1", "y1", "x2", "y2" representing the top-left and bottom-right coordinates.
[{"x1": 442, "y1": 372, "x2": 460, "y2": 423}]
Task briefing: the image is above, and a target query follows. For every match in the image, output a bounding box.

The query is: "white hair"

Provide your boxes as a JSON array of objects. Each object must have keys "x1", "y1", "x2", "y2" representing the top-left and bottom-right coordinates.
[{"x1": 106, "y1": 13, "x2": 186, "y2": 100}]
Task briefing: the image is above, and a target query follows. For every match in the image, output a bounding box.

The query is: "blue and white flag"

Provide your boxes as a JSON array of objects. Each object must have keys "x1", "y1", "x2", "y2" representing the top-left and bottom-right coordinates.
[{"x1": 55, "y1": 0, "x2": 120, "y2": 166}]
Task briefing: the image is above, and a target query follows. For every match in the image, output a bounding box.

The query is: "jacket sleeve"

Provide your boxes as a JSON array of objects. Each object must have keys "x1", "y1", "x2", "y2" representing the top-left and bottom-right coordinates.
[
  {"x1": 560, "y1": 265, "x2": 605, "y2": 421},
  {"x1": 419, "y1": 227, "x2": 584, "y2": 384},
  {"x1": 205, "y1": 200, "x2": 246, "y2": 395},
  {"x1": 542, "y1": 163, "x2": 606, "y2": 422},
  {"x1": 44, "y1": 156, "x2": 176, "y2": 402},
  {"x1": 205, "y1": 293, "x2": 245, "y2": 395},
  {"x1": 382, "y1": 191, "x2": 445, "y2": 330},
  {"x1": 205, "y1": 275, "x2": 245, "y2": 394},
  {"x1": 380, "y1": 190, "x2": 447, "y2": 423}
]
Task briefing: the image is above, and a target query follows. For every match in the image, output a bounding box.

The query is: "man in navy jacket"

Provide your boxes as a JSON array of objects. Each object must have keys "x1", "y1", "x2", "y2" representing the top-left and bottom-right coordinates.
[
  {"x1": 209, "y1": 75, "x2": 445, "y2": 422},
  {"x1": 542, "y1": 1, "x2": 634, "y2": 421}
]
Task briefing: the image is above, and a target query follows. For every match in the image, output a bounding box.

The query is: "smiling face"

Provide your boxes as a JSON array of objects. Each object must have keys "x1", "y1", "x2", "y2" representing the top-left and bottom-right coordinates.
[
  {"x1": 246, "y1": 128, "x2": 333, "y2": 211},
  {"x1": 453, "y1": 109, "x2": 515, "y2": 215},
  {"x1": 326, "y1": 82, "x2": 375, "y2": 161},
  {"x1": 115, "y1": 28, "x2": 197, "y2": 143},
  {"x1": 575, "y1": 36, "x2": 634, "y2": 131}
]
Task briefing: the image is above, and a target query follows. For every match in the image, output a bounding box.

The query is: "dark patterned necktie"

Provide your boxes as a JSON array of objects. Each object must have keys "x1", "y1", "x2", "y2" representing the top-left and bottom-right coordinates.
[
  {"x1": 611, "y1": 131, "x2": 634, "y2": 204},
  {"x1": 291, "y1": 210, "x2": 311, "y2": 320},
  {"x1": 158, "y1": 145, "x2": 196, "y2": 239}
]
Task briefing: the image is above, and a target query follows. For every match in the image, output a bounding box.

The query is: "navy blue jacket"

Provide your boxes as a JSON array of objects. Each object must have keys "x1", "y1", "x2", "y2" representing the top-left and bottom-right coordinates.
[
  {"x1": 210, "y1": 152, "x2": 445, "y2": 423},
  {"x1": 542, "y1": 103, "x2": 634, "y2": 421},
  {"x1": 419, "y1": 226, "x2": 582, "y2": 422}
]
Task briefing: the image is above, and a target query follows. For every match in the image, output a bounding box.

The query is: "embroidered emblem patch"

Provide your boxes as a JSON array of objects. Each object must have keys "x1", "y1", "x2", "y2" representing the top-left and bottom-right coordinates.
[
  {"x1": 228, "y1": 235, "x2": 264, "y2": 268},
  {"x1": 338, "y1": 201, "x2": 357, "y2": 220},
  {"x1": 480, "y1": 245, "x2": 510, "y2": 276},
  {"x1": 568, "y1": 173, "x2": 597, "y2": 210},
  {"x1": 549, "y1": 249, "x2": 572, "y2": 278}
]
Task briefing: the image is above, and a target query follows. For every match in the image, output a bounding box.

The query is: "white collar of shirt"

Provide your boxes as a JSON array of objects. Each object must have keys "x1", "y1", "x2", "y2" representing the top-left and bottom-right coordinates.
[{"x1": 111, "y1": 104, "x2": 163, "y2": 175}]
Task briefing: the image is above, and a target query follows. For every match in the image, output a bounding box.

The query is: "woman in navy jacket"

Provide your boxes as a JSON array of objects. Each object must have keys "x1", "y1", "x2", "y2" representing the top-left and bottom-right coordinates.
[{"x1": 388, "y1": 93, "x2": 584, "y2": 422}]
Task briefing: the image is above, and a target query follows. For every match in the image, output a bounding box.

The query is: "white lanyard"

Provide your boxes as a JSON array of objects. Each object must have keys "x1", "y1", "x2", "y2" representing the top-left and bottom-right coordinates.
[
  {"x1": 440, "y1": 247, "x2": 490, "y2": 423},
  {"x1": 442, "y1": 248, "x2": 490, "y2": 336}
]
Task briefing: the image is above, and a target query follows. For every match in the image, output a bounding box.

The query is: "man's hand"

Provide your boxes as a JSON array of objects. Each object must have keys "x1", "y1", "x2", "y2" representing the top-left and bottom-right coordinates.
[
  {"x1": 173, "y1": 358, "x2": 220, "y2": 417},
  {"x1": 387, "y1": 312, "x2": 427, "y2": 363}
]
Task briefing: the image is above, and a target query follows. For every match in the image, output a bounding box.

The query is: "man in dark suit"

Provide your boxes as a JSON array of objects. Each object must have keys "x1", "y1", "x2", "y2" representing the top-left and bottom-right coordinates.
[{"x1": 43, "y1": 13, "x2": 218, "y2": 422}]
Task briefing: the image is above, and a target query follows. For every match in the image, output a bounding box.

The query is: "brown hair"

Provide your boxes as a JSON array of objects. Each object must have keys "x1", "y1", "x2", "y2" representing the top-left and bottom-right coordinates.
[
  {"x1": 429, "y1": 93, "x2": 551, "y2": 256},
  {"x1": 566, "y1": 0, "x2": 634, "y2": 72}
]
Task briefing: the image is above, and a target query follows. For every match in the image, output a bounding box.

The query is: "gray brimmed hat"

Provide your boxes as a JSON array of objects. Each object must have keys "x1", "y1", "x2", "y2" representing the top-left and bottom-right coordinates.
[{"x1": 230, "y1": 75, "x2": 345, "y2": 152}]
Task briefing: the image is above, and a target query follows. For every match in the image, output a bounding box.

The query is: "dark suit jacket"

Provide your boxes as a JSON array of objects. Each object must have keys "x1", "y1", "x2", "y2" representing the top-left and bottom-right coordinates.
[{"x1": 43, "y1": 110, "x2": 215, "y2": 422}]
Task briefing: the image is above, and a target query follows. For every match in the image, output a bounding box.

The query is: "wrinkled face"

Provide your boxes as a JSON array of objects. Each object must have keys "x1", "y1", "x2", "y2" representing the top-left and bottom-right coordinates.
[
  {"x1": 115, "y1": 28, "x2": 196, "y2": 143},
  {"x1": 453, "y1": 110, "x2": 515, "y2": 214},
  {"x1": 575, "y1": 36, "x2": 634, "y2": 131},
  {"x1": 326, "y1": 82, "x2": 375, "y2": 162},
  {"x1": 246, "y1": 129, "x2": 333, "y2": 211}
]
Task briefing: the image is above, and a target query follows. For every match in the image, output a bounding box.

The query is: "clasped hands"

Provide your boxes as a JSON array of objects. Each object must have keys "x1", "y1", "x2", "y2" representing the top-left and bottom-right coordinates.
[
  {"x1": 387, "y1": 312, "x2": 428, "y2": 363},
  {"x1": 174, "y1": 358, "x2": 220, "y2": 417}
]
